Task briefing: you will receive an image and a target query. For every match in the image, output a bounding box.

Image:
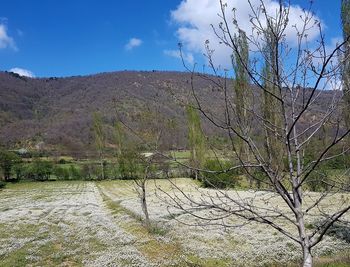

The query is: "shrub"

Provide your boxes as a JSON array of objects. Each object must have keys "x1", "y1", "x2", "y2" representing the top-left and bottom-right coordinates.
[
  {"x1": 81, "y1": 164, "x2": 99, "y2": 180},
  {"x1": 306, "y1": 167, "x2": 330, "y2": 192},
  {"x1": 69, "y1": 165, "x2": 82, "y2": 180},
  {"x1": 201, "y1": 159, "x2": 239, "y2": 189},
  {"x1": 106, "y1": 164, "x2": 120, "y2": 180},
  {"x1": 25, "y1": 159, "x2": 53, "y2": 181},
  {"x1": 0, "y1": 150, "x2": 21, "y2": 181},
  {"x1": 13, "y1": 163, "x2": 26, "y2": 180},
  {"x1": 58, "y1": 158, "x2": 67, "y2": 164},
  {"x1": 118, "y1": 150, "x2": 144, "y2": 179},
  {"x1": 252, "y1": 168, "x2": 269, "y2": 189},
  {"x1": 322, "y1": 154, "x2": 350, "y2": 170},
  {"x1": 0, "y1": 181, "x2": 6, "y2": 189},
  {"x1": 81, "y1": 164, "x2": 92, "y2": 180},
  {"x1": 53, "y1": 165, "x2": 70, "y2": 180}
]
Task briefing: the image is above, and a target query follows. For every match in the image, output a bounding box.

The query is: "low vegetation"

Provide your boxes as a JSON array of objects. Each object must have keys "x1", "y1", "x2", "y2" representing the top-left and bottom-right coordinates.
[{"x1": 0, "y1": 180, "x2": 349, "y2": 267}]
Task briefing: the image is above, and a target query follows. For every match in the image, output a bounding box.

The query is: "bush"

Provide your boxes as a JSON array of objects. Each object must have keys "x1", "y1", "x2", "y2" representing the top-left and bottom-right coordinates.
[
  {"x1": 0, "y1": 181, "x2": 6, "y2": 189},
  {"x1": 69, "y1": 165, "x2": 82, "y2": 180},
  {"x1": 107, "y1": 164, "x2": 120, "y2": 180},
  {"x1": 53, "y1": 165, "x2": 70, "y2": 180},
  {"x1": 81, "y1": 164, "x2": 100, "y2": 180},
  {"x1": 252, "y1": 168, "x2": 269, "y2": 189},
  {"x1": 25, "y1": 159, "x2": 53, "y2": 181},
  {"x1": 0, "y1": 150, "x2": 21, "y2": 181},
  {"x1": 306, "y1": 166, "x2": 330, "y2": 192},
  {"x1": 201, "y1": 159, "x2": 239, "y2": 189},
  {"x1": 117, "y1": 150, "x2": 144, "y2": 179},
  {"x1": 81, "y1": 164, "x2": 92, "y2": 180},
  {"x1": 58, "y1": 158, "x2": 67, "y2": 164},
  {"x1": 13, "y1": 163, "x2": 26, "y2": 180},
  {"x1": 322, "y1": 155, "x2": 350, "y2": 170}
]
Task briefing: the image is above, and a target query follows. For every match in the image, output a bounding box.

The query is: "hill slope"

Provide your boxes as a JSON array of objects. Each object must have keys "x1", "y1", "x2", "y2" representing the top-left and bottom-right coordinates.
[
  {"x1": 0, "y1": 71, "x2": 223, "y2": 155},
  {"x1": 0, "y1": 70, "x2": 337, "y2": 156}
]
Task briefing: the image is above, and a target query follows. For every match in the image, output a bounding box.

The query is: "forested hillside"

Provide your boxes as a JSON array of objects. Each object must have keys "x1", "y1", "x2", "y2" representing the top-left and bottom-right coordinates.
[{"x1": 0, "y1": 70, "x2": 337, "y2": 156}]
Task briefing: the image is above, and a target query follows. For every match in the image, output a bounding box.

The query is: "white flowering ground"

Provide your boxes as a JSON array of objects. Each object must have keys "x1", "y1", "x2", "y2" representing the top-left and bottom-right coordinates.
[{"x1": 0, "y1": 179, "x2": 349, "y2": 266}]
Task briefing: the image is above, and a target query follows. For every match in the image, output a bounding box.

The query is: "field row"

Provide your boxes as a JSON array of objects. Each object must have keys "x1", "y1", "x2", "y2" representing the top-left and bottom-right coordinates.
[{"x1": 0, "y1": 180, "x2": 349, "y2": 266}]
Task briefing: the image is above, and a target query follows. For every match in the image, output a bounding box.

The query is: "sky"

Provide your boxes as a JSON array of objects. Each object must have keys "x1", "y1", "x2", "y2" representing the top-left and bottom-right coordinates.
[{"x1": 0, "y1": 0, "x2": 344, "y2": 78}]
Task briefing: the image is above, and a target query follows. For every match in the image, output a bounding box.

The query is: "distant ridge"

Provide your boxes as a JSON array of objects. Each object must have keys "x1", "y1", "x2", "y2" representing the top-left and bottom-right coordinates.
[{"x1": 0, "y1": 70, "x2": 336, "y2": 157}]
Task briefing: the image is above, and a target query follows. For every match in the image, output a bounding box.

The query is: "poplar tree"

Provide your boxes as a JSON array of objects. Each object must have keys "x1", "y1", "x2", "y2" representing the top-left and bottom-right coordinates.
[
  {"x1": 114, "y1": 120, "x2": 124, "y2": 157},
  {"x1": 342, "y1": 0, "x2": 350, "y2": 128},
  {"x1": 232, "y1": 30, "x2": 253, "y2": 184},
  {"x1": 262, "y1": 21, "x2": 284, "y2": 171},
  {"x1": 92, "y1": 112, "x2": 106, "y2": 180},
  {"x1": 186, "y1": 105, "x2": 206, "y2": 180}
]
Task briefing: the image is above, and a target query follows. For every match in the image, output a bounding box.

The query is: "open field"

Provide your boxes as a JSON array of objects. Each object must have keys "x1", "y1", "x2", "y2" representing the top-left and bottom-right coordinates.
[{"x1": 0, "y1": 179, "x2": 350, "y2": 266}]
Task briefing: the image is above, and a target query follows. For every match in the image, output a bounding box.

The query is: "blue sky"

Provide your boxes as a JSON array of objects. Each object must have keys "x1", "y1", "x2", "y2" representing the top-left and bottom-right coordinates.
[{"x1": 0, "y1": 0, "x2": 344, "y2": 78}]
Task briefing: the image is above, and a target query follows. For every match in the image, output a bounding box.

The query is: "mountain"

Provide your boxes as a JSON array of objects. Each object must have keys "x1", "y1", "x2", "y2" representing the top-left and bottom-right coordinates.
[
  {"x1": 0, "y1": 70, "x2": 337, "y2": 157},
  {"x1": 0, "y1": 71, "x2": 223, "y2": 156}
]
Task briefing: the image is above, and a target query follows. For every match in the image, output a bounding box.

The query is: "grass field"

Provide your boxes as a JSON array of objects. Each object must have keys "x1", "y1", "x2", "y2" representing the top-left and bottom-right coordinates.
[{"x1": 0, "y1": 179, "x2": 350, "y2": 266}]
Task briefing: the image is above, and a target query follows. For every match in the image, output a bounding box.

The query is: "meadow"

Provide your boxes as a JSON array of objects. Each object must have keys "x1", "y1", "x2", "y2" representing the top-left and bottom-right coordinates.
[{"x1": 0, "y1": 179, "x2": 350, "y2": 267}]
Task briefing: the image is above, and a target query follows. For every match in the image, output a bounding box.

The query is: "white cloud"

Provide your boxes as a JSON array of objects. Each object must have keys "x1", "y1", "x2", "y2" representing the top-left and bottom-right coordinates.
[
  {"x1": 125, "y1": 38, "x2": 143, "y2": 50},
  {"x1": 164, "y1": 49, "x2": 194, "y2": 65},
  {"x1": 326, "y1": 37, "x2": 343, "y2": 55},
  {"x1": 171, "y1": 0, "x2": 322, "y2": 66},
  {"x1": 9, "y1": 68, "x2": 35, "y2": 78},
  {"x1": 0, "y1": 24, "x2": 17, "y2": 50}
]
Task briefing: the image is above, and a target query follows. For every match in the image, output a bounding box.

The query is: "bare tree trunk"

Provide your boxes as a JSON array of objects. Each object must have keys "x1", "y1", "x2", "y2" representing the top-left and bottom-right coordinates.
[
  {"x1": 140, "y1": 180, "x2": 150, "y2": 227},
  {"x1": 302, "y1": 246, "x2": 312, "y2": 267},
  {"x1": 137, "y1": 165, "x2": 151, "y2": 228},
  {"x1": 100, "y1": 160, "x2": 104, "y2": 180},
  {"x1": 295, "y1": 197, "x2": 313, "y2": 267}
]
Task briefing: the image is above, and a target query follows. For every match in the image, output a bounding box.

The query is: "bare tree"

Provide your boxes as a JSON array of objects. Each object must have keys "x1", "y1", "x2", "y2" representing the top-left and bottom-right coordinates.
[
  {"x1": 115, "y1": 107, "x2": 165, "y2": 229},
  {"x1": 133, "y1": 154, "x2": 155, "y2": 228},
  {"x1": 161, "y1": 1, "x2": 350, "y2": 266}
]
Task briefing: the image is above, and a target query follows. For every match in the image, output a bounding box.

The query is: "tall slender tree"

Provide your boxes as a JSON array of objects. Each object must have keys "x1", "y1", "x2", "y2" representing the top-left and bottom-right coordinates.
[
  {"x1": 262, "y1": 19, "x2": 284, "y2": 171},
  {"x1": 166, "y1": 2, "x2": 350, "y2": 266},
  {"x1": 232, "y1": 30, "x2": 253, "y2": 184},
  {"x1": 92, "y1": 112, "x2": 106, "y2": 180},
  {"x1": 114, "y1": 119, "x2": 124, "y2": 157},
  {"x1": 186, "y1": 105, "x2": 206, "y2": 180},
  {"x1": 342, "y1": 0, "x2": 350, "y2": 128}
]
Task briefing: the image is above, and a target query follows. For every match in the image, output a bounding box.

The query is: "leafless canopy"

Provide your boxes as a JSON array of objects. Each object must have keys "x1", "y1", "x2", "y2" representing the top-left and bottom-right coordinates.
[{"x1": 160, "y1": 1, "x2": 350, "y2": 266}]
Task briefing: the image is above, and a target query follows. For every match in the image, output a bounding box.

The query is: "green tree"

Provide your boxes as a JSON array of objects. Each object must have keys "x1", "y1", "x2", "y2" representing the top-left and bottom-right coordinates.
[
  {"x1": 171, "y1": 2, "x2": 350, "y2": 266},
  {"x1": 186, "y1": 105, "x2": 206, "y2": 180},
  {"x1": 232, "y1": 30, "x2": 253, "y2": 185},
  {"x1": 202, "y1": 159, "x2": 239, "y2": 189},
  {"x1": 27, "y1": 159, "x2": 53, "y2": 181},
  {"x1": 69, "y1": 165, "x2": 82, "y2": 180},
  {"x1": 114, "y1": 119, "x2": 142, "y2": 179},
  {"x1": 115, "y1": 120, "x2": 125, "y2": 157},
  {"x1": 92, "y1": 112, "x2": 106, "y2": 180},
  {"x1": 0, "y1": 150, "x2": 21, "y2": 181},
  {"x1": 53, "y1": 165, "x2": 70, "y2": 180},
  {"x1": 342, "y1": 0, "x2": 350, "y2": 129},
  {"x1": 262, "y1": 23, "x2": 284, "y2": 172}
]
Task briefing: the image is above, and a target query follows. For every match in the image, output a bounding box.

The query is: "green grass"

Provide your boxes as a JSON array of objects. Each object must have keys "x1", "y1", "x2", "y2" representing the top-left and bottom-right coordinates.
[
  {"x1": 1, "y1": 180, "x2": 350, "y2": 267},
  {"x1": 183, "y1": 254, "x2": 233, "y2": 267},
  {"x1": 0, "y1": 244, "x2": 31, "y2": 267},
  {"x1": 0, "y1": 223, "x2": 42, "y2": 239},
  {"x1": 314, "y1": 252, "x2": 350, "y2": 267}
]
